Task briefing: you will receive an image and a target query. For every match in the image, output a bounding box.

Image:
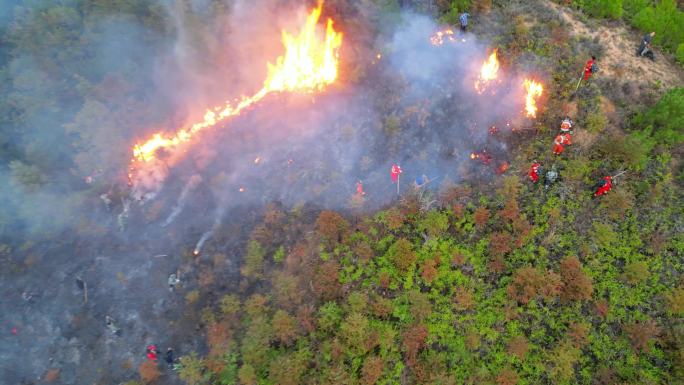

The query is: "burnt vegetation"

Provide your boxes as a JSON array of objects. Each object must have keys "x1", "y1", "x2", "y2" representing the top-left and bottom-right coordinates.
[{"x1": 1, "y1": 0, "x2": 683, "y2": 385}]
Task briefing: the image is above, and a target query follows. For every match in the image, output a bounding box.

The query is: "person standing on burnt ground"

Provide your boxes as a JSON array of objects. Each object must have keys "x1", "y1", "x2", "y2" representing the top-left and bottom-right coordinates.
[
  {"x1": 146, "y1": 345, "x2": 158, "y2": 361},
  {"x1": 105, "y1": 315, "x2": 121, "y2": 336},
  {"x1": 165, "y1": 347, "x2": 175, "y2": 369}
]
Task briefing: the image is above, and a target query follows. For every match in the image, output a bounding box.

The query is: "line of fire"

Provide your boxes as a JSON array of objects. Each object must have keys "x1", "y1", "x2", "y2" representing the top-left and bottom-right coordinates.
[{"x1": 112, "y1": 3, "x2": 545, "y2": 255}]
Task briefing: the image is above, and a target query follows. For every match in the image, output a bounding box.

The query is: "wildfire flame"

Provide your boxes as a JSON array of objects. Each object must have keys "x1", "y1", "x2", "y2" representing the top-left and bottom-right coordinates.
[
  {"x1": 474, "y1": 50, "x2": 500, "y2": 93},
  {"x1": 430, "y1": 29, "x2": 455, "y2": 46},
  {"x1": 523, "y1": 79, "x2": 543, "y2": 118},
  {"x1": 470, "y1": 150, "x2": 493, "y2": 165},
  {"x1": 131, "y1": 3, "x2": 342, "y2": 165},
  {"x1": 496, "y1": 161, "x2": 510, "y2": 175}
]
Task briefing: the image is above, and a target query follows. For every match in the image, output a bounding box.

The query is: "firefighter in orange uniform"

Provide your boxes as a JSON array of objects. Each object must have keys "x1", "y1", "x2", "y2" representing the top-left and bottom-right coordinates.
[
  {"x1": 560, "y1": 117, "x2": 573, "y2": 133},
  {"x1": 584, "y1": 56, "x2": 596, "y2": 81},
  {"x1": 529, "y1": 162, "x2": 541, "y2": 183},
  {"x1": 553, "y1": 133, "x2": 572, "y2": 155}
]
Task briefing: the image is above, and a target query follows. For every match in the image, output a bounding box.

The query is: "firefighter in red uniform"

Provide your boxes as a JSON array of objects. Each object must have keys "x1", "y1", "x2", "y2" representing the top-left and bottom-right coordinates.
[
  {"x1": 593, "y1": 176, "x2": 612, "y2": 197},
  {"x1": 146, "y1": 345, "x2": 158, "y2": 361},
  {"x1": 391, "y1": 163, "x2": 402, "y2": 183},
  {"x1": 529, "y1": 162, "x2": 541, "y2": 183},
  {"x1": 584, "y1": 56, "x2": 596, "y2": 81},
  {"x1": 553, "y1": 133, "x2": 572, "y2": 155},
  {"x1": 356, "y1": 180, "x2": 365, "y2": 196}
]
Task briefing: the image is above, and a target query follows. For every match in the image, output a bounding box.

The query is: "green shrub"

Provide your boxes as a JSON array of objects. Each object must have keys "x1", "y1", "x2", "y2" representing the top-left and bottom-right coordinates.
[
  {"x1": 677, "y1": 43, "x2": 684, "y2": 65},
  {"x1": 241, "y1": 241, "x2": 265, "y2": 279},
  {"x1": 585, "y1": 111, "x2": 607, "y2": 133},
  {"x1": 576, "y1": 0, "x2": 684, "y2": 61},
  {"x1": 631, "y1": 87, "x2": 684, "y2": 147},
  {"x1": 622, "y1": 0, "x2": 649, "y2": 20},
  {"x1": 631, "y1": 0, "x2": 684, "y2": 54},
  {"x1": 574, "y1": 0, "x2": 623, "y2": 19}
]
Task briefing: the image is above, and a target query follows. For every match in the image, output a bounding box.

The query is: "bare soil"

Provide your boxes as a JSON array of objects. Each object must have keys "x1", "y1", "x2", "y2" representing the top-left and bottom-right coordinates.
[{"x1": 547, "y1": 1, "x2": 684, "y2": 89}]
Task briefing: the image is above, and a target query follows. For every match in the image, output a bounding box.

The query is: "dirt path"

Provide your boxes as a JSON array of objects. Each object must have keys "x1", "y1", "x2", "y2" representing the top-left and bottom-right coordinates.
[{"x1": 547, "y1": 1, "x2": 684, "y2": 89}]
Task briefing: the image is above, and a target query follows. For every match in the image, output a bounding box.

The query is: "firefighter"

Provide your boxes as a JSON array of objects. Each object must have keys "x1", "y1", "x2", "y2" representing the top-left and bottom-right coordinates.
[
  {"x1": 593, "y1": 176, "x2": 612, "y2": 197},
  {"x1": 356, "y1": 180, "x2": 365, "y2": 196},
  {"x1": 560, "y1": 117, "x2": 573, "y2": 133},
  {"x1": 146, "y1": 345, "x2": 158, "y2": 361},
  {"x1": 553, "y1": 133, "x2": 572, "y2": 155},
  {"x1": 529, "y1": 162, "x2": 541, "y2": 183},
  {"x1": 583, "y1": 56, "x2": 596, "y2": 81},
  {"x1": 391, "y1": 163, "x2": 402, "y2": 183}
]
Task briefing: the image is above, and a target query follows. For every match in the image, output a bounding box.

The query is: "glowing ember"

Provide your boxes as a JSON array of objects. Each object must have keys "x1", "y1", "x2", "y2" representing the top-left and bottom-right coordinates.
[
  {"x1": 523, "y1": 79, "x2": 543, "y2": 118},
  {"x1": 130, "y1": 3, "x2": 342, "y2": 166},
  {"x1": 238, "y1": 187, "x2": 245, "y2": 193},
  {"x1": 470, "y1": 150, "x2": 493, "y2": 165},
  {"x1": 430, "y1": 29, "x2": 455, "y2": 46},
  {"x1": 254, "y1": 157, "x2": 261, "y2": 164},
  {"x1": 496, "y1": 161, "x2": 510, "y2": 174},
  {"x1": 474, "y1": 50, "x2": 500, "y2": 93}
]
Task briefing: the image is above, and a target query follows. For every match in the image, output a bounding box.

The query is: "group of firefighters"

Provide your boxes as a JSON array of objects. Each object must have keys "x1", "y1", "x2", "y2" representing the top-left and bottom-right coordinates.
[
  {"x1": 146, "y1": 345, "x2": 176, "y2": 367},
  {"x1": 529, "y1": 55, "x2": 616, "y2": 197},
  {"x1": 360, "y1": 54, "x2": 616, "y2": 198}
]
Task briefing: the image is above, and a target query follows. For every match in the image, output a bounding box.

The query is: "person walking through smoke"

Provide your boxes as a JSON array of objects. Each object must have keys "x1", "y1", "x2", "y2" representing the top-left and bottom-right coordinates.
[
  {"x1": 459, "y1": 11, "x2": 470, "y2": 33},
  {"x1": 146, "y1": 345, "x2": 159, "y2": 361},
  {"x1": 165, "y1": 347, "x2": 176, "y2": 369},
  {"x1": 105, "y1": 316, "x2": 121, "y2": 336},
  {"x1": 168, "y1": 273, "x2": 180, "y2": 292}
]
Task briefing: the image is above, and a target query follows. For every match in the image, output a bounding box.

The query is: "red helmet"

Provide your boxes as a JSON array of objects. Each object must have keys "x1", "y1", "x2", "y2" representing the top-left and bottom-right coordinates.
[{"x1": 147, "y1": 344, "x2": 157, "y2": 351}]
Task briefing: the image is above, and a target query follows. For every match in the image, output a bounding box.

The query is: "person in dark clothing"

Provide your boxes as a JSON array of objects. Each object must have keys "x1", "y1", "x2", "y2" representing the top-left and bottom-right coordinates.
[
  {"x1": 165, "y1": 348, "x2": 175, "y2": 368},
  {"x1": 637, "y1": 32, "x2": 656, "y2": 60}
]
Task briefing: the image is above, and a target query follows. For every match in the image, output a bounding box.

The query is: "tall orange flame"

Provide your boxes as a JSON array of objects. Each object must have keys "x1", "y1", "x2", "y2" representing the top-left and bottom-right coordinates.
[
  {"x1": 474, "y1": 50, "x2": 499, "y2": 93},
  {"x1": 523, "y1": 79, "x2": 543, "y2": 118},
  {"x1": 131, "y1": 3, "x2": 342, "y2": 165}
]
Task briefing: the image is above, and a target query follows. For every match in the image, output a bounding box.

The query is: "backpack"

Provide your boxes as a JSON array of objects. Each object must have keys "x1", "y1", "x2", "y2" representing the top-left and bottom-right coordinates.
[{"x1": 591, "y1": 63, "x2": 598, "y2": 73}]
